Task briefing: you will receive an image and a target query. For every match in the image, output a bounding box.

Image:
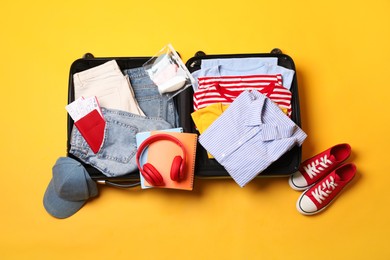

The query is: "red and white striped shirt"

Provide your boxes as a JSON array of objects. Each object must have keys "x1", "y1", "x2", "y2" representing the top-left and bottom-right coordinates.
[{"x1": 193, "y1": 74, "x2": 292, "y2": 117}]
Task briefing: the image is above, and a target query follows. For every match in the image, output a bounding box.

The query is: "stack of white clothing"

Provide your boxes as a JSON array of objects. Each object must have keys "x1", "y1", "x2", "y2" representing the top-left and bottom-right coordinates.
[{"x1": 73, "y1": 60, "x2": 145, "y2": 116}]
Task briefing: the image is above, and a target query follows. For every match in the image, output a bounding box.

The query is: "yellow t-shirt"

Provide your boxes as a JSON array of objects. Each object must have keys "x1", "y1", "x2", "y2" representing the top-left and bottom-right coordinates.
[{"x1": 191, "y1": 103, "x2": 230, "y2": 158}]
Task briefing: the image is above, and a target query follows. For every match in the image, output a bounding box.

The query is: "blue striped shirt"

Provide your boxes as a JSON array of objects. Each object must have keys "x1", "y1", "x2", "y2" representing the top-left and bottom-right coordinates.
[{"x1": 198, "y1": 90, "x2": 307, "y2": 187}]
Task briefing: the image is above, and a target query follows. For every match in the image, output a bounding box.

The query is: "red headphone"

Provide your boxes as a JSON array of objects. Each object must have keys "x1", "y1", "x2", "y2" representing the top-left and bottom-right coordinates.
[{"x1": 136, "y1": 133, "x2": 187, "y2": 186}]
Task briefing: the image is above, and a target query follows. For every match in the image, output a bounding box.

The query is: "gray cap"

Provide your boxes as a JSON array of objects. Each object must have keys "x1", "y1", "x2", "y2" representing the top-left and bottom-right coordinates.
[{"x1": 43, "y1": 157, "x2": 98, "y2": 219}]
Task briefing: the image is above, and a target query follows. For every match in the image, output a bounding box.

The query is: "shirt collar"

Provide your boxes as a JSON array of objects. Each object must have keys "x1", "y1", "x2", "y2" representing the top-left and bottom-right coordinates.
[
  {"x1": 242, "y1": 90, "x2": 296, "y2": 141},
  {"x1": 244, "y1": 91, "x2": 265, "y2": 126}
]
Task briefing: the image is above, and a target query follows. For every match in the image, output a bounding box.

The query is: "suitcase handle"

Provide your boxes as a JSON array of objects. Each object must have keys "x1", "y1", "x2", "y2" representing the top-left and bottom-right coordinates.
[
  {"x1": 271, "y1": 48, "x2": 283, "y2": 54},
  {"x1": 97, "y1": 180, "x2": 141, "y2": 189}
]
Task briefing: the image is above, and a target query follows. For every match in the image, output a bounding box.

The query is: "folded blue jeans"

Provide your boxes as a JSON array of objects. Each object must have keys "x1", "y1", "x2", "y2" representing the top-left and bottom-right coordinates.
[
  {"x1": 123, "y1": 67, "x2": 179, "y2": 128},
  {"x1": 69, "y1": 108, "x2": 172, "y2": 177}
]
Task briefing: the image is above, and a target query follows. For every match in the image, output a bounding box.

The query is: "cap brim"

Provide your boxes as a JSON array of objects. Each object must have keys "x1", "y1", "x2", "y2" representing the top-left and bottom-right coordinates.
[{"x1": 43, "y1": 179, "x2": 86, "y2": 219}]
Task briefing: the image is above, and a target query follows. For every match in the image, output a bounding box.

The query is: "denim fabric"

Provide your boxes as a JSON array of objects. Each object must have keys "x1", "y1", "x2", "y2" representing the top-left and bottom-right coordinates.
[
  {"x1": 69, "y1": 108, "x2": 172, "y2": 177},
  {"x1": 123, "y1": 67, "x2": 179, "y2": 127},
  {"x1": 43, "y1": 157, "x2": 98, "y2": 219}
]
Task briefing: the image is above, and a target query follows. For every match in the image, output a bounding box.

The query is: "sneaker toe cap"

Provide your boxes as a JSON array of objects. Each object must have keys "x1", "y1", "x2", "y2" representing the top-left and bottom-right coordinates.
[
  {"x1": 297, "y1": 195, "x2": 318, "y2": 215},
  {"x1": 289, "y1": 171, "x2": 309, "y2": 190}
]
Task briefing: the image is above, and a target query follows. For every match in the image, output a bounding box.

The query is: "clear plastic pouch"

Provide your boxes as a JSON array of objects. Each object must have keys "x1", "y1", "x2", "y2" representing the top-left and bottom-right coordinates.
[{"x1": 143, "y1": 44, "x2": 195, "y2": 97}]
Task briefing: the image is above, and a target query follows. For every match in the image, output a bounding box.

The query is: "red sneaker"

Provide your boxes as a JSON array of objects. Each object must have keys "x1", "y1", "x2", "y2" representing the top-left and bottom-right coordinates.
[
  {"x1": 296, "y1": 163, "x2": 356, "y2": 215},
  {"x1": 289, "y1": 143, "x2": 351, "y2": 190}
]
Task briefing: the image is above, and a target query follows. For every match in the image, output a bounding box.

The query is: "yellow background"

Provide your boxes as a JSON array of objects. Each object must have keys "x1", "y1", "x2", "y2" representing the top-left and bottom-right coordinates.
[{"x1": 1, "y1": 0, "x2": 389, "y2": 259}]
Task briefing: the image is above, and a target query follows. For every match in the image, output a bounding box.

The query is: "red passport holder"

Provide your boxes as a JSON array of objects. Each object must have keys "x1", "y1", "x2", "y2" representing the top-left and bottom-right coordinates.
[{"x1": 74, "y1": 109, "x2": 106, "y2": 153}]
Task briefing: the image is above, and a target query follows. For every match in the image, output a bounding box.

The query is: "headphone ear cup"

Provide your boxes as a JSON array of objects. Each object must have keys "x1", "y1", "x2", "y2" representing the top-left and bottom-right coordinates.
[
  {"x1": 142, "y1": 163, "x2": 164, "y2": 186},
  {"x1": 170, "y1": 156, "x2": 184, "y2": 181}
]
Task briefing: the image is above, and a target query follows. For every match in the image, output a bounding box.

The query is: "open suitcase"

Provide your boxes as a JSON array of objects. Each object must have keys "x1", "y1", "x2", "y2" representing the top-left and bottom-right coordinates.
[{"x1": 66, "y1": 48, "x2": 302, "y2": 188}]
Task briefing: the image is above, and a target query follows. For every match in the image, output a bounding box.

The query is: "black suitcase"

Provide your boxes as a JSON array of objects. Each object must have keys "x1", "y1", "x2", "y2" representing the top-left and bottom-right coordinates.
[{"x1": 66, "y1": 48, "x2": 302, "y2": 187}]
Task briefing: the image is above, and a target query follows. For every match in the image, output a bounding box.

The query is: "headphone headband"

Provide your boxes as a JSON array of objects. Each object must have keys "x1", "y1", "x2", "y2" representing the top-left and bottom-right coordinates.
[{"x1": 136, "y1": 133, "x2": 187, "y2": 180}]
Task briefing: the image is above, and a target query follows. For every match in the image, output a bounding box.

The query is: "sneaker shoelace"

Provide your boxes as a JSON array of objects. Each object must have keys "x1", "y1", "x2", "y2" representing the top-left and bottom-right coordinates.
[
  {"x1": 303, "y1": 155, "x2": 333, "y2": 179},
  {"x1": 311, "y1": 175, "x2": 338, "y2": 204}
]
